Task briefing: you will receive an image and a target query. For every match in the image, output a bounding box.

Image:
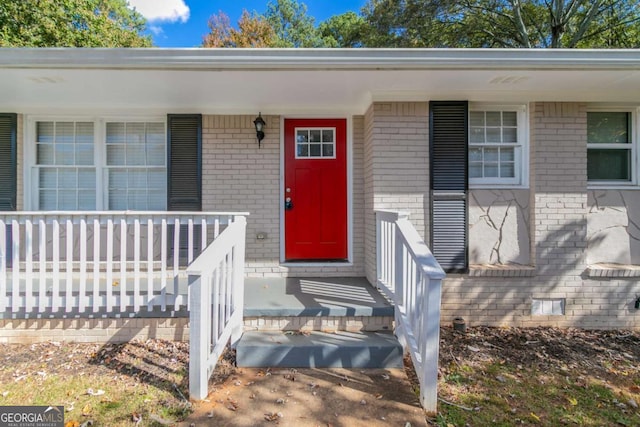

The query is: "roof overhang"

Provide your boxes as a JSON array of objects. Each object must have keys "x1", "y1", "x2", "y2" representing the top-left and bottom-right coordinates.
[{"x1": 2, "y1": 48, "x2": 640, "y2": 114}]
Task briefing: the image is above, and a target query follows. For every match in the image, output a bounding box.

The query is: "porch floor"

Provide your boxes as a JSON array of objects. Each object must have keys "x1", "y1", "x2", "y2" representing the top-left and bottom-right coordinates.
[{"x1": 244, "y1": 277, "x2": 394, "y2": 317}]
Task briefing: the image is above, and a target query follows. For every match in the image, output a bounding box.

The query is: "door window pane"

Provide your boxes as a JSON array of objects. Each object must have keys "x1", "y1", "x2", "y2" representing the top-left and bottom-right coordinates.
[{"x1": 295, "y1": 128, "x2": 335, "y2": 158}]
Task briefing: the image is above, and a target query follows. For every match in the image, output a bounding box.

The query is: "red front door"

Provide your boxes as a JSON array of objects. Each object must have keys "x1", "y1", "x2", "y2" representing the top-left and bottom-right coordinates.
[{"x1": 284, "y1": 118, "x2": 347, "y2": 261}]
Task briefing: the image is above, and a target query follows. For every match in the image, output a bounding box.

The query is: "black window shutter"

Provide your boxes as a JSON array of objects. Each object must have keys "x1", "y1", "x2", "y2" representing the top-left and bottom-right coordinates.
[
  {"x1": 167, "y1": 114, "x2": 203, "y2": 264},
  {"x1": 0, "y1": 113, "x2": 17, "y2": 212},
  {"x1": 167, "y1": 114, "x2": 202, "y2": 211},
  {"x1": 429, "y1": 101, "x2": 468, "y2": 273}
]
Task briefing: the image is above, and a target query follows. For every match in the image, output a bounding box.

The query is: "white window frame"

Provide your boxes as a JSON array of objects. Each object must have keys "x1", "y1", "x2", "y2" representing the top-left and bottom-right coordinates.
[
  {"x1": 586, "y1": 107, "x2": 638, "y2": 188},
  {"x1": 294, "y1": 127, "x2": 337, "y2": 159},
  {"x1": 24, "y1": 115, "x2": 166, "y2": 211},
  {"x1": 468, "y1": 103, "x2": 528, "y2": 188}
]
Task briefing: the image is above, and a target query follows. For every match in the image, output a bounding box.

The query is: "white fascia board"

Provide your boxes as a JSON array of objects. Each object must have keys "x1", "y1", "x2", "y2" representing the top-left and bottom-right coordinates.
[{"x1": 1, "y1": 48, "x2": 640, "y2": 71}]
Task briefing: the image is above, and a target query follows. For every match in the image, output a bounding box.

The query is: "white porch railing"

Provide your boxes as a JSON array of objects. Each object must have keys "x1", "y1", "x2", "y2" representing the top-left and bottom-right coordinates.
[
  {"x1": 376, "y1": 210, "x2": 446, "y2": 413},
  {"x1": 187, "y1": 216, "x2": 246, "y2": 400},
  {"x1": 0, "y1": 211, "x2": 246, "y2": 315}
]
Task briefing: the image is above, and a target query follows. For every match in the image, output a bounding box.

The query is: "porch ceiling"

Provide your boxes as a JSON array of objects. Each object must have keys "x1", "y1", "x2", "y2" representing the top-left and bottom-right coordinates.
[{"x1": 2, "y1": 48, "x2": 640, "y2": 114}]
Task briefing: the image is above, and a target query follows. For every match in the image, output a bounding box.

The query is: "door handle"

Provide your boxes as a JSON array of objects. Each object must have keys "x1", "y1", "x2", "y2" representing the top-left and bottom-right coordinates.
[{"x1": 285, "y1": 197, "x2": 293, "y2": 210}]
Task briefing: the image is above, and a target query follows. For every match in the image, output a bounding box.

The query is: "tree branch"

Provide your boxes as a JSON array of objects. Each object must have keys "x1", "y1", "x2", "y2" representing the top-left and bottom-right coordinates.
[
  {"x1": 509, "y1": 0, "x2": 532, "y2": 47},
  {"x1": 567, "y1": 0, "x2": 603, "y2": 47}
]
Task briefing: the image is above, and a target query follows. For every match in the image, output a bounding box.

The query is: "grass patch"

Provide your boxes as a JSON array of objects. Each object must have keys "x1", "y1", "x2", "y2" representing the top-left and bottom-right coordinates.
[
  {"x1": 0, "y1": 340, "x2": 192, "y2": 427},
  {"x1": 431, "y1": 327, "x2": 640, "y2": 427}
]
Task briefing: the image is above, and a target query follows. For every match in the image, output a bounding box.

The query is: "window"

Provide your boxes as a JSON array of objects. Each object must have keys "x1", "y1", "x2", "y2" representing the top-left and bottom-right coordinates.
[
  {"x1": 105, "y1": 122, "x2": 166, "y2": 210},
  {"x1": 35, "y1": 121, "x2": 96, "y2": 210},
  {"x1": 587, "y1": 111, "x2": 633, "y2": 183},
  {"x1": 295, "y1": 128, "x2": 335, "y2": 158},
  {"x1": 469, "y1": 106, "x2": 526, "y2": 186},
  {"x1": 31, "y1": 118, "x2": 166, "y2": 210}
]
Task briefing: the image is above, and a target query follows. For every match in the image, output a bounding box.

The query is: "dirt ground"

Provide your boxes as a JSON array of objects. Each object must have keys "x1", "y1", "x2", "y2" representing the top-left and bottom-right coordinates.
[
  {"x1": 179, "y1": 360, "x2": 427, "y2": 427},
  {"x1": 1, "y1": 326, "x2": 638, "y2": 426}
]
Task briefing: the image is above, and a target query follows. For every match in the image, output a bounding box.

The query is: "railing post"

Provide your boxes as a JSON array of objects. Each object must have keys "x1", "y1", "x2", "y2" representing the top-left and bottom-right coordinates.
[
  {"x1": 189, "y1": 273, "x2": 209, "y2": 400},
  {"x1": 0, "y1": 220, "x2": 5, "y2": 312},
  {"x1": 420, "y1": 275, "x2": 443, "y2": 413},
  {"x1": 393, "y1": 220, "x2": 404, "y2": 307},
  {"x1": 376, "y1": 212, "x2": 382, "y2": 285},
  {"x1": 393, "y1": 212, "x2": 410, "y2": 307},
  {"x1": 11, "y1": 219, "x2": 19, "y2": 312},
  {"x1": 230, "y1": 216, "x2": 246, "y2": 347}
]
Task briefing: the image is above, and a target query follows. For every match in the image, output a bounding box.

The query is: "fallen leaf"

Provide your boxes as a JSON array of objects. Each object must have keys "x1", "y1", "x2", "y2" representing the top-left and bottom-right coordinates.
[
  {"x1": 264, "y1": 412, "x2": 279, "y2": 422},
  {"x1": 227, "y1": 398, "x2": 239, "y2": 411},
  {"x1": 375, "y1": 393, "x2": 383, "y2": 399},
  {"x1": 530, "y1": 412, "x2": 540, "y2": 422},
  {"x1": 81, "y1": 404, "x2": 91, "y2": 416},
  {"x1": 65, "y1": 422, "x2": 79, "y2": 427},
  {"x1": 567, "y1": 397, "x2": 578, "y2": 406}
]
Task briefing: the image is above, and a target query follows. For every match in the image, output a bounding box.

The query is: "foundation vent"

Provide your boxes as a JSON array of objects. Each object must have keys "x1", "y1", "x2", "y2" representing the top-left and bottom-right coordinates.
[{"x1": 531, "y1": 298, "x2": 565, "y2": 316}]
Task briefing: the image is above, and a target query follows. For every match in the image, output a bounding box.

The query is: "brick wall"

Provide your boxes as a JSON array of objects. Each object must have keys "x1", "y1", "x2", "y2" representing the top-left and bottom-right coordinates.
[
  {"x1": 201, "y1": 115, "x2": 281, "y2": 275},
  {"x1": 0, "y1": 318, "x2": 189, "y2": 344},
  {"x1": 201, "y1": 115, "x2": 365, "y2": 277},
  {"x1": 442, "y1": 102, "x2": 640, "y2": 330},
  {"x1": 363, "y1": 102, "x2": 430, "y2": 283}
]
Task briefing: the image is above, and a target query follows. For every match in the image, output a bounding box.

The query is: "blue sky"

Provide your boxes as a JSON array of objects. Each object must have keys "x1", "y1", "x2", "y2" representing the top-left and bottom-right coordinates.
[{"x1": 127, "y1": 0, "x2": 367, "y2": 47}]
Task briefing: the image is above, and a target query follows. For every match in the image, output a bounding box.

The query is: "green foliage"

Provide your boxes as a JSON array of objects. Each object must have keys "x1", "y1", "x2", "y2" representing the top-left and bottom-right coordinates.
[
  {"x1": 202, "y1": 0, "x2": 640, "y2": 48},
  {"x1": 360, "y1": 0, "x2": 640, "y2": 48},
  {"x1": 0, "y1": 0, "x2": 152, "y2": 47},
  {"x1": 264, "y1": 0, "x2": 325, "y2": 47},
  {"x1": 318, "y1": 11, "x2": 366, "y2": 47},
  {"x1": 359, "y1": 0, "x2": 457, "y2": 47}
]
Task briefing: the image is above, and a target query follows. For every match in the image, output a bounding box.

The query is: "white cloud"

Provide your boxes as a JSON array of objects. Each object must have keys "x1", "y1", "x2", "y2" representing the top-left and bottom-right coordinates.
[
  {"x1": 149, "y1": 25, "x2": 164, "y2": 36},
  {"x1": 128, "y1": 0, "x2": 190, "y2": 23}
]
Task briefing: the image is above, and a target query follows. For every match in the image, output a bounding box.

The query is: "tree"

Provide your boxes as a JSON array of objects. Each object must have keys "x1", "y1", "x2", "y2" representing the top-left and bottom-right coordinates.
[
  {"x1": 358, "y1": 0, "x2": 449, "y2": 47},
  {"x1": 318, "y1": 11, "x2": 367, "y2": 47},
  {"x1": 263, "y1": 0, "x2": 325, "y2": 47},
  {"x1": 360, "y1": 0, "x2": 640, "y2": 48},
  {"x1": 203, "y1": 10, "x2": 276, "y2": 47},
  {"x1": 0, "y1": 0, "x2": 151, "y2": 47}
]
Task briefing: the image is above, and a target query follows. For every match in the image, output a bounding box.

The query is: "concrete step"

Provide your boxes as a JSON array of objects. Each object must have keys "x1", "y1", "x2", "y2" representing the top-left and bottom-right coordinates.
[
  {"x1": 243, "y1": 315, "x2": 394, "y2": 332},
  {"x1": 236, "y1": 330, "x2": 404, "y2": 369}
]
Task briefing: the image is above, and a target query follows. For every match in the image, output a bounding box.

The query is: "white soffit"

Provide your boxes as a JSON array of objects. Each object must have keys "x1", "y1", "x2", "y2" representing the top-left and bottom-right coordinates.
[{"x1": 1, "y1": 48, "x2": 639, "y2": 113}]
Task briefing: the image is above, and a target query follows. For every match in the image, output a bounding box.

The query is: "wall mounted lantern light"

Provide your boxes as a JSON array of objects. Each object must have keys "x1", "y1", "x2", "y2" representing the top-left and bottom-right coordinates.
[{"x1": 253, "y1": 113, "x2": 266, "y2": 148}]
